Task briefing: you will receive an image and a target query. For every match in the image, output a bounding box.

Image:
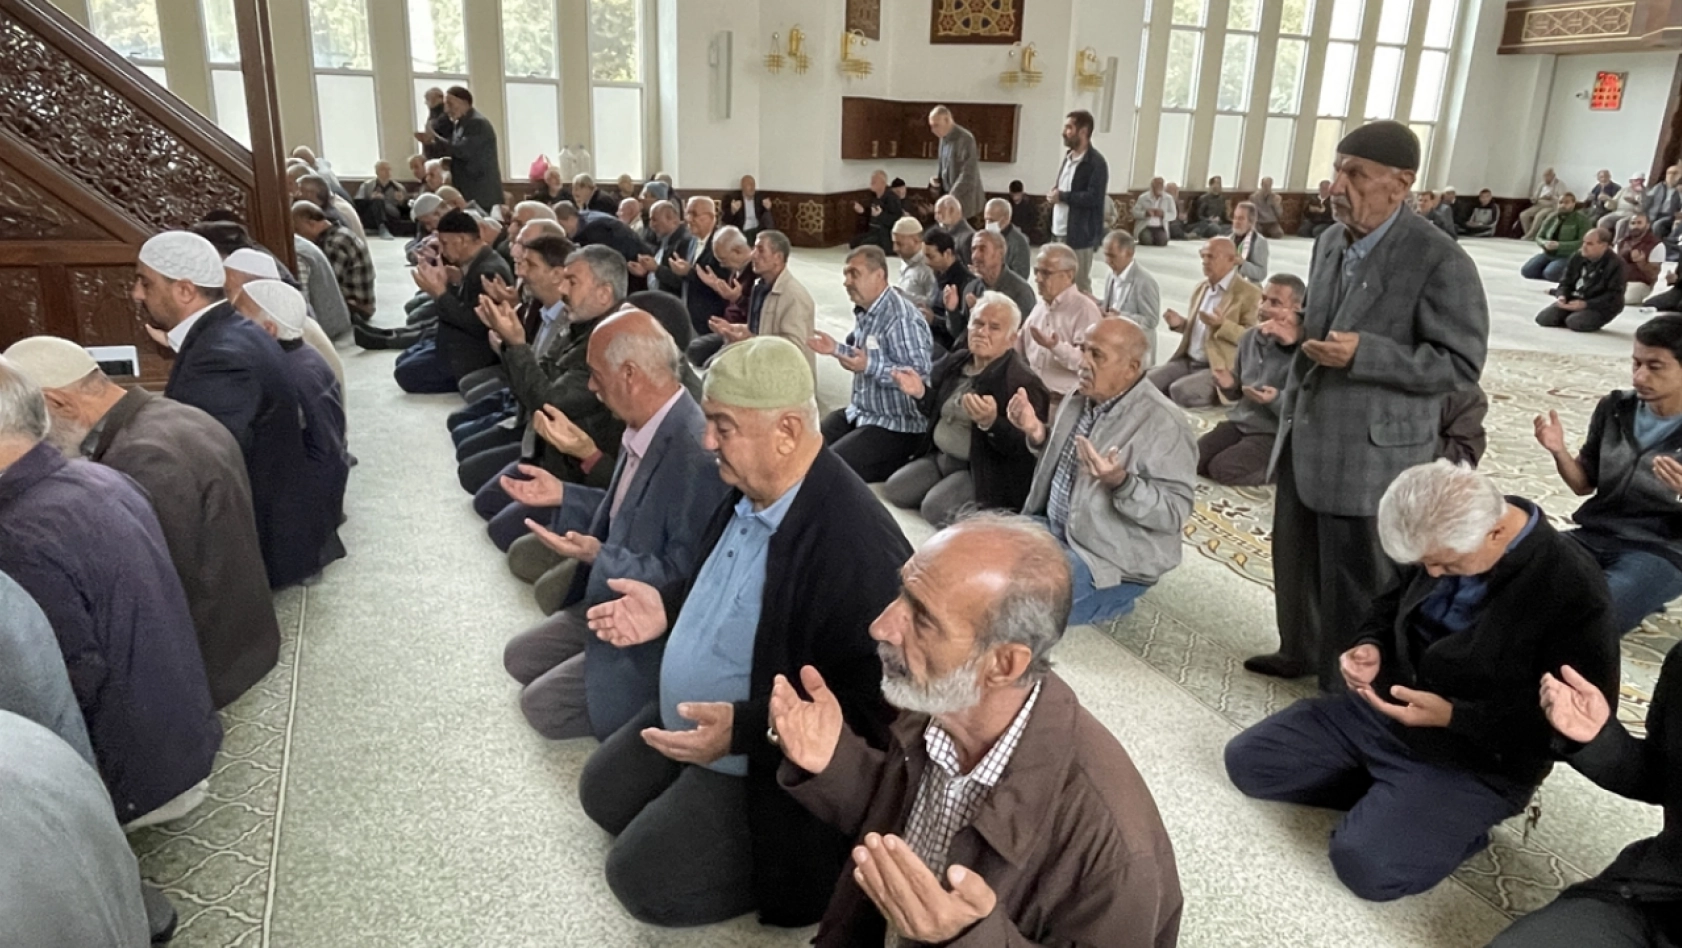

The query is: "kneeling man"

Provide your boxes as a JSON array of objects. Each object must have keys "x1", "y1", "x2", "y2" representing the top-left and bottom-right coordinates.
[
  {"x1": 1224, "y1": 460, "x2": 1619, "y2": 901},
  {"x1": 1012, "y1": 318, "x2": 1197, "y2": 625},
  {"x1": 770, "y1": 513, "x2": 1182, "y2": 947}
]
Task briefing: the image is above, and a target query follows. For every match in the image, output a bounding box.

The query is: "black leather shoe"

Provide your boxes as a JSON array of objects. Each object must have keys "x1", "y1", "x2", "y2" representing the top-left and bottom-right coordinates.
[
  {"x1": 141, "y1": 882, "x2": 177, "y2": 943},
  {"x1": 1242, "y1": 652, "x2": 1311, "y2": 679}
]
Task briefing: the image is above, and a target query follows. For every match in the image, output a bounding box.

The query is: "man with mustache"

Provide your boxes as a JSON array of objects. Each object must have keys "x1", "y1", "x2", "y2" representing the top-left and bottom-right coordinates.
[{"x1": 769, "y1": 513, "x2": 1182, "y2": 947}]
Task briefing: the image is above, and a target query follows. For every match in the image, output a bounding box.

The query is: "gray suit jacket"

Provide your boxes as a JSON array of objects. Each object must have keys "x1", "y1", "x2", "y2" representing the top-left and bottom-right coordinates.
[
  {"x1": 546, "y1": 393, "x2": 732, "y2": 739},
  {"x1": 1269, "y1": 209, "x2": 1489, "y2": 516},
  {"x1": 937, "y1": 124, "x2": 985, "y2": 219},
  {"x1": 1103, "y1": 264, "x2": 1164, "y2": 367},
  {"x1": 1233, "y1": 231, "x2": 1270, "y2": 284}
]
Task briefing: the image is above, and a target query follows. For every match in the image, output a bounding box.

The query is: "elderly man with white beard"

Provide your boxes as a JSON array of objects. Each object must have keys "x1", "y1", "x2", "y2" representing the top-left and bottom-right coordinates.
[{"x1": 769, "y1": 513, "x2": 1182, "y2": 947}]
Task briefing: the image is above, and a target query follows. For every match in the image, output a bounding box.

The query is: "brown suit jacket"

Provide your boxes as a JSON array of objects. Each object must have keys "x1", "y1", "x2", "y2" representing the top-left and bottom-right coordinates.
[
  {"x1": 782, "y1": 673, "x2": 1183, "y2": 948},
  {"x1": 1167, "y1": 274, "x2": 1262, "y2": 371},
  {"x1": 757, "y1": 268, "x2": 817, "y2": 378}
]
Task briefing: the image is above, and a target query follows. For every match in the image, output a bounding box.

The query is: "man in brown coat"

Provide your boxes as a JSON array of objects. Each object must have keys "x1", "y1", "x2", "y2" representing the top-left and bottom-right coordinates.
[
  {"x1": 5, "y1": 337, "x2": 280, "y2": 708},
  {"x1": 770, "y1": 513, "x2": 1182, "y2": 947}
]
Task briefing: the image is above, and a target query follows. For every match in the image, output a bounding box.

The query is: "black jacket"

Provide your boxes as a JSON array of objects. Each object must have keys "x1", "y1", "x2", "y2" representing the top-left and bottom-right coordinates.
[
  {"x1": 1572, "y1": 389, "x2": 1682, "y2": 570},
  {"x1": 1057, "y1": 146, "x2": 1110, "y2": 250},
  {"x1": 436, "y1": 108, "x2": 502, "y2": 212},
  {"x1": 1557, "y1": 250, "x2": 1628, "y2": 313},
  {"x1": 722, "y1": 192, "x2": 777, "y2": 233},
  {"x1": 658, "y1": 447, "x2": 911, "y2": 926},
  {"x1": 1352, "y1": 499, "x2": 1620, "y2": 786},
  {"x1": 860, "y1": 189, "x2": 903, "y2": 241},
  {"x1": 432, "y1": 245, "x2": 514, "y2": 381},
  {"x1": 575, "y1": 210, "x2": 654, "y2": 263},
  {"x1": 164, "y1": 303, "x2": 324, "y2": 589},
  {"x1": 913, "y1": 349, "x2": 1049, "y2": 511},
  {"x1": 1561, "y1": 641, "x2": 1682, "y2": 935},
  {"x1": 650, "y1": 224, "x2": 694, "y2": 296},
  {"x1": 929, "y1": 258, "x2": 973, "y2": 352},
  {"x1": 681, "y1": 231, "x2": 731, "y2": 335},
  {"x1": 424, "y1": 104, "x2": 453, "y2": 160}
]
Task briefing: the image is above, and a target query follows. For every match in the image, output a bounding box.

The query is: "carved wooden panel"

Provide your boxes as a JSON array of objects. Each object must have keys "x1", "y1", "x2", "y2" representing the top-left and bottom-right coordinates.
[
  {"x1": 0, "y1": 268, "x2": 45, "y2": 344},
  {"x1": 68, "y1": 264, "x2": 162, "y2": 381},
  {"x1": 930, "y1": 0, "x2": 1026, "y2": 44},
  {"x1": 846, "y1": 0, "x2": 882, "y2": 40},
  {"x1": 1522, "y1": 1, "x2": 1635, "y2": 41},
  {"x1": 0, "y1": 13, "x2": 251, "y2": 231},
  {"x1": 0, "y1": 162, "x2": 110, "y2": 241}
]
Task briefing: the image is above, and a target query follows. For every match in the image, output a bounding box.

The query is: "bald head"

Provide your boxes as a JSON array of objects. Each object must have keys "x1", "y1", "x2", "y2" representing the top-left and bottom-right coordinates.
[
  {"x1": 1080, "y1": 318, "x2": 1148, "y2": 402},
  {"x1": 935, "y1": 195, "x2": 963, "y2": 226},
  {"x1": 1200, "y1": 236, "x2": 1239, "y2": 282}
]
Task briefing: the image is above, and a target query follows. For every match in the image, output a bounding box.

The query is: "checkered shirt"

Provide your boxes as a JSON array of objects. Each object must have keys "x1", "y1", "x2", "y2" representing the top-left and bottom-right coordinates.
[
  {"x1": 1046, "y1": 387, "x2": 1128, "y2": 540},
  {"x1": 888, "y1": 682, "x2": 1043, "y2": 947},
  {"x1": 319, "y1": 224, "x2": 375, "y2": 314}
]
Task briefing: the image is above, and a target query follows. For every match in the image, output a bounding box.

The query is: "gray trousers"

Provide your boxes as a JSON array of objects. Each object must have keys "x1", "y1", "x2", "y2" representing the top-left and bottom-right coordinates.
[
  {"x1": 883, "y1": 452, "x2": 975, "y2": 527},
  {"x1": 579, "y1": 703, "x2": 756, "y2": 926},
  {"x1": 1488, "y1": 894, "x2": 1678, "y2": 947},
  {"x1": 503, "y1": 604, "x2": 592, "y2": 740},
  {"x1": 1072, "y1": 246, "x2": 1095, "y2": 295},
  {"x1": 1147, "y1": 355, "x2": 1217, "y2": 407}
]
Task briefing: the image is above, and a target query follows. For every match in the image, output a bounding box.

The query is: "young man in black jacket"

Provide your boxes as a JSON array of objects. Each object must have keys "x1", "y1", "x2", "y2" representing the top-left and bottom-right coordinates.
[
  {"x1": 1536, "y1": 228, "x2": 1628, "y2": 333},
  {"x1": 1226, "y1": 460, "x2": 1620, "y2": 901}
]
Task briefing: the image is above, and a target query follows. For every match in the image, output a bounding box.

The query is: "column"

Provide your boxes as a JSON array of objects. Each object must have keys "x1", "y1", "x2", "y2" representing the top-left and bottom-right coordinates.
[{"x1": 367, "y1": 0, "x2": 418, "y2": 170}]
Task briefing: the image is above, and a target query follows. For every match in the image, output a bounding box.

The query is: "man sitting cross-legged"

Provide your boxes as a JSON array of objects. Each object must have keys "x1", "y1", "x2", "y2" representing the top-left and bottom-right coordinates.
[
  {"x1": 1197, "y1": 274, "x2": 1304, "y2": 486},
  {"x1": 1225, "y1": 460, "x2": 1620, "y2": 901},
  {"x1": 769, "y1": 513, "x2": 1183, "y2": 947},
  {"x1": 1013, "y1": 318, "x2": 1197, "y2": 627},
  {"x1": 576, "y1": 336, "x2": 912, "y2": 928},
  {"x1": 499, "y1": 309, "x2": 731, "y2": 741},
  {"x1": 1149, "y1": 236, "x2": 1261, "y2": 408}
]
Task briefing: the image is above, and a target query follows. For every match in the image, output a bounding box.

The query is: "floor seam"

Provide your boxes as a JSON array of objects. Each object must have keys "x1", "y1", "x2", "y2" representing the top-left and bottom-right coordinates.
[{"x1": 261, "y1": 584, "x2": 309, "y2": 948}]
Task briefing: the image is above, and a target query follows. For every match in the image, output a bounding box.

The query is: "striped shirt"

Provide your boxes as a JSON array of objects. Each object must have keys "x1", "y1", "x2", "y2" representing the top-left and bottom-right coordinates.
[{"x1": 842, "y1": 287, "x2": 932, "y2": 434}]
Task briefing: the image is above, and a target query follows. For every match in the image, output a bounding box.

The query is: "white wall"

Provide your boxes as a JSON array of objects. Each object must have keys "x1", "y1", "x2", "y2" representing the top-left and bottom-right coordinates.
[{"x1": 1535, "y1": 51, "x2": 1677, "y2": 194}]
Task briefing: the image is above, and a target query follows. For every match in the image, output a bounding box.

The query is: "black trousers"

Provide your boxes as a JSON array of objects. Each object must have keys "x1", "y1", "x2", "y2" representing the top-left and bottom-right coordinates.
[
  {"x1": 820, "y1": 410, "x2": 925, "y2": 484},
  {"x1": 1271, "y1": 448, "x2": 1396, "y2": 691},
  {"x1": 687, "y1": 332, "x2": 726, "y2": 368},
  {"x1": 1536, "y1": 302, "x2": 1623, "y2": 333},
  {"x1": 1647, "y1": 285, "x2": 1682, "y2": 313},
  {"x1": 1489, "y1": 893, "x2": 1680, "y2": 947},
  {"x1": 1197, "y1": 421, "x2": 1275, "y2": 486},
  {"x1": 850, "y1": 229, "x2": 892, "y2": 250}
]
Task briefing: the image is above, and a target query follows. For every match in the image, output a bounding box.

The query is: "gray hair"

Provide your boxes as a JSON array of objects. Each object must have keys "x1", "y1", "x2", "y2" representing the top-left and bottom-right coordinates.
[
  {"x1": 712, "y1": 225, "x2": 748, "y2": 257},
  {"x1": 935, "y1": 195, "x2": 961, "y2": 214},
  {"x1": 1377, "y1": 460, "x2": 1507, "y2": 563},
  {"x1": 972, "y1": 227, "x2": 1005, "y2": 255},
  {"x1": 514, "y1": 200, "x2": 557, "y2": 222},
  {"x1": 984, "y1": 197, "x2": 1012, "y2": 222},
  {"x1": 1235, "y1": 200, "x2": 1258, "y2": 218},
  {"x1": 686, "y1": 195, "x2": 716, "y2": 215},
  {"x1": 566, "y1": 244, "x2": 629, "y2": 300},
  {"x1": 572, "y1": 173, "x2": 596, "y2": 189},
  {"x1": 845, "y1": 244, "x2": 889, "y2": 276},
  {"x1": 1038, "y1": 242, "x2": 1078, "y2": 272},
  {"x1": 1104, "y1": 228, "x2": 1137, "y2": 251},
  {"x1": 649, "y1": 200, "x2": 679, "y2": 220},
  {"x1": 1266, "y1": 273, "x2": 1307, "y2": 309},
  {"x1": 0, "y1": 357, "x2": 49, "y2": 444},
  {"x1": 756, "y1": 229, "x2": 791, "y2": 261},
  {"x1": 970, "y1": 290, "x2": 1022, "y2": 332},
  {"x1": 603, "y1": 320, "x2": 682, "y2": 383},
  {"x1": 956, "y1": 512, "x2": 1073, "y2": 685}
]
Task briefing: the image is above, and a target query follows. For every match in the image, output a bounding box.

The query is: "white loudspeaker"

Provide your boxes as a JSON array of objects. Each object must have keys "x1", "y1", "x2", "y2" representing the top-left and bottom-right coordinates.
[
  {"x1": 1098, "y1": 56, "x2": 1119, "y2": 133},
  {"x1": 709, "y1": 31, "x2": 733, "y2": 120}
]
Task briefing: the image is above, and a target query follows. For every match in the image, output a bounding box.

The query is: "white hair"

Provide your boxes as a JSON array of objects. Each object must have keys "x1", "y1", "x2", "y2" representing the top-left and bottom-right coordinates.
[
  {"x1": 984, "y1": 197, "x2": 1012, "y2": 221},
  {"x1": 712, "y1": 225, "x2": 748, "y2": 257},
  {"x1": 0, "y1": 357, "x2": 49, "y2": 443},
  {"x1": 1038, "y1": 242, "x2": 1078, "y2": 273},
  {"x1": 602, "y1": 325, "x2": 682, "y2": 383},
  {"x1": 971, "y1": 290, "x2": 1022, "y2": 332},
  {"x1": 514, "y1": 200, "x2": 557, "y2": 222},
  {"x1": 935, "y1": 195, "x2": 961, "y2": 214},
  {"x1": 1377, "y1": 460, "x2": 1507, "y2": 563}
]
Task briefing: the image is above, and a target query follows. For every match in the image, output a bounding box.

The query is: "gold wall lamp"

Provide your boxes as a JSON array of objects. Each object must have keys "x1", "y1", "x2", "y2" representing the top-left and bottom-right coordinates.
[
  {"x1": 841, "y1": 29, "x2": 873, "y2": 79},
  {"x1": 999, "y1": 42, "x2": 1042, "y2": 89},
  {"x1": 765, "y1": 26, "x2": 811, "y2": 75},
  {"x1": 1075, "y1": 47, "x2": 1105, "y2": 91}
]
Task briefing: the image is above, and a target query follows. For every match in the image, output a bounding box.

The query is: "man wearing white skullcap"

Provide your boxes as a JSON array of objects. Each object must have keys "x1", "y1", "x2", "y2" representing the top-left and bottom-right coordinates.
[
  {"x1": 3, "y1": 334, "x2": 280, "y2": 708},
  {"x1": 225, "y1": 251, "x2": 344, "y2": 391},
  {"x1": 136, "y1": 230, "x2": 334, "y2": 589}
]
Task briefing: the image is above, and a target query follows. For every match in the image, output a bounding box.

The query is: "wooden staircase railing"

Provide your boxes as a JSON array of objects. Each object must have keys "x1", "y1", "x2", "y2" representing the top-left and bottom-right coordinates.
[{"x1": 0, "y1": 0, "x2": 288, "y2": 386}]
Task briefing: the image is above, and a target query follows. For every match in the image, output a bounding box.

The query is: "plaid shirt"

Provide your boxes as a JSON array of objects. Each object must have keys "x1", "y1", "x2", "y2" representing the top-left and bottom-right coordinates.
[
  {"x1": 892, "y1": 682, "x2": 1044, "y2": 948},
  {"x1": 843, "y1": 287, "x2": 932, "y2": 434},
  {"x1": 1047, "y1": 387, "x2": 1129, "y2": 540},
  {"x1": 318, "y1": 224, "x2": 375, "y2": 315}
]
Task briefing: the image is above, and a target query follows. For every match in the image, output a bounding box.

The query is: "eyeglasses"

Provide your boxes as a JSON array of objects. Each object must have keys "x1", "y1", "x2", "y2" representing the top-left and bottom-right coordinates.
[{"x1": 1032, "y1": 267, "x2": 1072, "y2": 278}]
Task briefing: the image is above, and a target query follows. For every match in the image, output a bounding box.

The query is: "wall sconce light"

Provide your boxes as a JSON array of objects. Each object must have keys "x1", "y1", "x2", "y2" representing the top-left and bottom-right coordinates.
[
  {"x1": 999, "y1": 42, "x2": 1041, "y2": 89},
  {"x1": 841, "y1": 29, "x2": 873, "y2": 78},
  {"x1": 1075, "y1": 47, "x2": 1105, "y2": 91},
  {"x1": 765, "y1": 26, "x2": 810, "y2": 75}
]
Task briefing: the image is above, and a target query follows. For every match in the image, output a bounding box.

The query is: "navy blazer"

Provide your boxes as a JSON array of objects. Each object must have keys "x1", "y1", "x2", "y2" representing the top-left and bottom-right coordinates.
[
  {"x1": 164, "y1": 303, "x2": 321, "y2": 588},
  {"x1": 575, "y1": 210, "x2": 655, "y2": 263},
  {"x1": 543, "y1": 393, "x2": 732, "y2": 739}
]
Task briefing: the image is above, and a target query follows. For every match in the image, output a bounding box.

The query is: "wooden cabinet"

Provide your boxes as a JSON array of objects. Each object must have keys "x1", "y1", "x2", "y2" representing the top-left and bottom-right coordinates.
[{"x1": 840, "y1": 97, "x2": 1020, "y2": 163}]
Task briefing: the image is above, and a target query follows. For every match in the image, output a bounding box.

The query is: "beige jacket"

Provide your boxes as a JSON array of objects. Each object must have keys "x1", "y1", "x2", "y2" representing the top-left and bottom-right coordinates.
[
  {"x1": 758, "y1": 268, "x2": 817, "y2": 378},
  {"x1": 1167, "y1": 273, "x2": 1262, "y2": 371}
]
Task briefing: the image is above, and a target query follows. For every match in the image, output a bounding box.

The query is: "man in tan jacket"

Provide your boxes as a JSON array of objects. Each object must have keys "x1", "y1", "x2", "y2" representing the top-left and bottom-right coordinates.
[
  {"x1": 1146, "y1": 236, "x2": 1263, "y2": 407},
  {"x1": 688, "y1": 230, "x2": 816, "y2": 377},
  {"x1": 770, "y1": 513, "x2": 1182, "y2": 947}
]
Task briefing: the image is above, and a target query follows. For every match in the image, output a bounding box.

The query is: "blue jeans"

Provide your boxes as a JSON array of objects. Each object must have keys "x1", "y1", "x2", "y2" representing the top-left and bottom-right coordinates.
[
  {"x1": 1521, "y1": 253, "x2": 1568, "y2": 283},
  {"x1": 1225, "y1": 692, "x2": 1532, "y2": 902},
  {"x1": 1569, "y1": 531, "x2": 1682, "y2": 634},
  {"x1": 393, "y1": 337, "x2": 457, "y2": 394},
  {"x1": 1064, "y1": 544, "x2": 1149, "y2": 626}
]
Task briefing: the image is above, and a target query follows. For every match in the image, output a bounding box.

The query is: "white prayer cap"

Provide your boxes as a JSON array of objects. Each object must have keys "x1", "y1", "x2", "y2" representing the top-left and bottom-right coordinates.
[
  {"x1": 2, "y1": 336, "x2": 98, "y2": 389},
  {"x1": 137, "y1": 231, "x2": 228, "y2": 287},
  {"x1": 225, "y1": 247, "x2": 280, "y2": 280},
  {"x1": 1631, "y1": 171, "x2": 1648, "y2": 180},
  {"x1": 243, "y1": 279, "x2": 307, "y2": 340}
]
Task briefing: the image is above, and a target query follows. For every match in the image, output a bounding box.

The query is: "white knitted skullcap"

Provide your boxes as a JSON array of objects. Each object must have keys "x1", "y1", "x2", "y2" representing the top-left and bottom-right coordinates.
[
  {"x1": 137, "y1": 231, "x2": 227, "y2": 287},
  {"x1": 243, "y1": 279, "x2": 307, "y2": 339},
  {"x1": 225, "y1": 247, "x2": 280, "y2": 280},
  {"x1": 2, "y1": 336, "x2": 98, "y2": 389}
]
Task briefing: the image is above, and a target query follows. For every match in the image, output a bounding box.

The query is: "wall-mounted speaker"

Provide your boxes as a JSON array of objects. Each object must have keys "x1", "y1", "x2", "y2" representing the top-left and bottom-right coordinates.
[
  {"x1": 1098, "y1": 56, "x2": 1119, "y2": 133},
  {"x1": 709, "y1": 31, "x2": 733, "y2": 120}
]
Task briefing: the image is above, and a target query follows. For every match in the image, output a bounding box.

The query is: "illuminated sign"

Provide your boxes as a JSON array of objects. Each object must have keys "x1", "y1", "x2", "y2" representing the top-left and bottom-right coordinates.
[{"x1": 1591, "y1": 71, "x2": 1626, "y2": 111}]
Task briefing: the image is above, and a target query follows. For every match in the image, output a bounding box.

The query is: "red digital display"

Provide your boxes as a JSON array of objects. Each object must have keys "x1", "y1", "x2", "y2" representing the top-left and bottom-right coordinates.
[{"x1": 1591, "y1": 71, "x2": 1626, "y2": 111}]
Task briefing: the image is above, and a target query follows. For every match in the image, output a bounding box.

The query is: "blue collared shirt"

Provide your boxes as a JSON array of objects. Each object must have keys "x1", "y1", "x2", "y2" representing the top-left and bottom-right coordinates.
[
  {"x1": 1342, "y1": 204, "x2": 1404, "y2": 282},
  {"x1": 842, "y1": 288, "x2": 932, "y2": 434},
  {"x1": 659, "y1": 480, "x2": 804, "y2": 776},
  {"x1": 532, "y1": 299, "x2": 566, "y2": 353},
  {"x1": 1413, "y1": 503, "x2": 1540, "y2": 647}
]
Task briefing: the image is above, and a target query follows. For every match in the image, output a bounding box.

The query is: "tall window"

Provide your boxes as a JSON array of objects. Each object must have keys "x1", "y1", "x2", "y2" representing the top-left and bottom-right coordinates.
[
  {"x1": 1152, "y1": 0, "x2": 1206, "y2": 185},
  {"x1": 310, "y1": 0, "x2": 379, "y2": 175},
  {"x1": 504, "y1": 0, "x2": 562, "y2": 178},
  {"x1": 1261, "y1": 0, "x2": 1311, "y2": 182},
  {"x1": 201, "y1": 0, "x2": 249, "y2": 147},
  {"x1": 409, "y1": 0, "x2": 468, "y2": 141},
  {"x1": 88, "y1": 0, "x2": 167, "y2": 87},
  {"x1": 1408, "y1": 0, "x2": 1461, "y2": 167},
  {"x1": 589, "y1": 0, "x2": 645, "y2": 180}
]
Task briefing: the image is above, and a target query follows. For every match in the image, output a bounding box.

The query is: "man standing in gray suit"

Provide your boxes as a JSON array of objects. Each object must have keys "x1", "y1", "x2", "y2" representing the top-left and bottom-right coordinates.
[
  {"x1": 501, "y1": 309, "x2": 731, "y2": 741},
  {"x1": 1245, "y1": 121, "x2": 1489, "y2": 688},
  {"x1": 928, "y1": 106, "x2": 985, "y2": 220}
]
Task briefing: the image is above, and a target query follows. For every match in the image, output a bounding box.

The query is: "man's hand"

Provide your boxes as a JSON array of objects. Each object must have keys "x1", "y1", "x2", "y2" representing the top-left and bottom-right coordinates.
[
  {"x1": 729, "y1": 199, "x2": 743, "y2": 213},
  {"x1": 1075, "y1": 435, "x2": 1127, "y2": 488},
  {"x1": 499, "y1": 463, "x2": 563, "y2": 508},
  {"x1": 1655, "y1": 455, "x2": 1682, "y2": 494},
  {"x1": 962, "y1": 393, "x2": 999, "y2": 428},
  {"x1": 585, "y1": 577, "x2": 669, "y2": 647},
  {"x1": 1242, "y1": 384, "x2": 1278, "y2": 405},
  {"x1": 1006, "y1": 387, "x2": 1044, "y2": 443},
  {"x1": 761, "y1": 197, "x2": 774, "y2": 211},
  {"x1": 1301, "y1": 331, "x2": 1359, "y2": 368},
  {"x1": 1028, "y1": 325, "x2": 1059, "y2": 350},
  {"x1": 964, "y1": 291, "x2": 979, "y2": 311},
  {"x1": 1198, "y1": 306, "x2": 1225, "y2": 329},
  {"x1": 414, "y1": 129, "x2": 436, "y2": 144},
  {"x1": 524, "y1": 519, "x2": 603, "y2": 564},
  {"x1": 1047, "y1": 187, "x2": 1062, "y2": 205},
  {"x1": 808, "y1": 331, "x2": 839, "y2": 356},
  {"x1": 627, "y1": 258, "x2": 650, "y2": 277},
  {"x1": 852, "y1": 201, "x2": 866, "y2": 214},
  {"x1": 143, "y1": 322, "x2": 170, "y2": 348},
  {"x1": 769, "y1": 666, "x2": 843, "y2": 774},
  {"x1": 534, "y1": 405, "x2": 598, "y2": 459},
  {"x1": 1360, "y1": 684, "x2": 1454, "y2": 728},
  {"x1": 1533, "y1": 410, "x2": 1568, "y2": 456},
  {"x1": 1340, "y1": 643, "x2": 1381, "y2": 691},
  {"x1": 852, "y1": 834, "x2": 997, "y2": 943},
  {"x1": 890, "y1": 367, "x2": 926, "y2": 399},
  {"x1": 1545, "y1": 240, "x2": 1559, "y2": 252},
  {"x1": 1559, "y1": 299, "x2": 1587, "y2": 312},
  {"x1": 642, "y1": 702, "x2": 733, "y2": 765},
  {"x1": 709, "y1": 316, "x2": 752, "y2": 344},
  {"x1": 1539, "y1": 664, "x2": 1611, "y2": 743},
  {"x1": 942, "y1": 284, "x2": 960, "y2": 312},
  {"x1": 1163, "y1": 309, "x2": 1187, "y2": 331},
  {"x1": 476, "y1": 296, "x2": 526, "y2": 346},
  {"x1": 481, "y1": 273, "x2": 519, "y2": 306},
  {"x1": 413, "y1": 259, "x2": 450, "y2": 298},
  {"x1": 836, "y1": 347, "x2": 869, "y2": 373},
  {"x1": 669, "y1": 256, "x2": 693, "y2": 277},
  {"x1": 1211, "y1": 367, "x2": 1235, "y2": 390}
]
